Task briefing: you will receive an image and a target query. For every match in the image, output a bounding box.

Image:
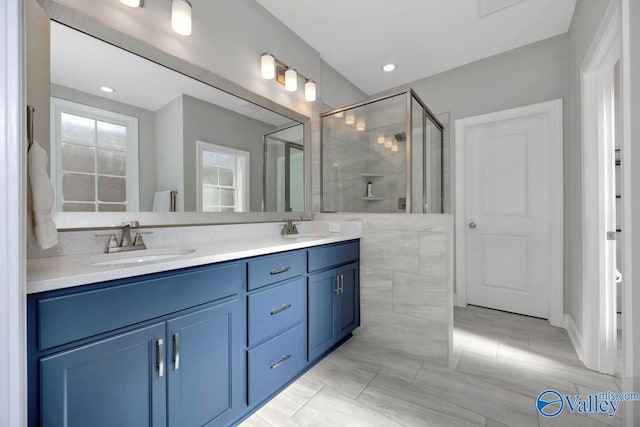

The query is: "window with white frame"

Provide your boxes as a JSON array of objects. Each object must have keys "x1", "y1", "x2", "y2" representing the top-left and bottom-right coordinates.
[
  {"x1": 50, "y1": 97, "x2": 139, "y2": 212},
  {"x1": 197, "y1": 141, "x2": 249, "y2": 212}
]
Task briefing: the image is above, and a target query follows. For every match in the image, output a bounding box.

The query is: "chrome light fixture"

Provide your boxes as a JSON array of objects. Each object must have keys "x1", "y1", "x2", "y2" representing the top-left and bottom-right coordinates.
[
  {"x1": 120, "y1": 0, "x2": 143, "y2": 7},
  {"x1": 261, "y1": 53, "x2": 276, "y2": 80},
  {"x1": 171, "y1": 0, "x2": 192, "y2": 36},
  {"x1": 284, "y1": 68, "x2": 298, "y2": 92},
  {"x1": 260, "y1": 52, "x2": 317, "y2": 102},
  {"x1": 304, "y1": 80, "x2": 317, "y2": 102}
]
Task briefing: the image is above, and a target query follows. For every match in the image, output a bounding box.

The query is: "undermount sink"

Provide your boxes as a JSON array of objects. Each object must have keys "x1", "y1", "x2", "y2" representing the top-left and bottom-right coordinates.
[
  {"x1": 89, "y1": 248, "x2": 196, "y2": 267},
  {"x1": 283, "y1": 233, "x2": 332, "y2": 240}
]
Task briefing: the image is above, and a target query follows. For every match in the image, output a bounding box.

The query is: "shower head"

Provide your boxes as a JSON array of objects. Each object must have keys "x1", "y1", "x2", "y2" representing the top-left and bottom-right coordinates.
[{"x1": 394, "y1": 132, "x2": 406, "y2": 142}]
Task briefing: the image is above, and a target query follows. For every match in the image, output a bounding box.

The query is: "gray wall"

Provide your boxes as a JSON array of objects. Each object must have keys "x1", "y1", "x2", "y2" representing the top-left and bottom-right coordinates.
[
  {"x1": 566, "y1": 0, "x2": 614, "y2": 336},
  {"x1": 51, "y1": 84, "x2": 158, "y2": 211},
  {"x1": 181, "y1": 94, "x2": 275, "y2": 212},
  {"x1": 155, "y1": 96, "x2": 184, "y2": 211}
]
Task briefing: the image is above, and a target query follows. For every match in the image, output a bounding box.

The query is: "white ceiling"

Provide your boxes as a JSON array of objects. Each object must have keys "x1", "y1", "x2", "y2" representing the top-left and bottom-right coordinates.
[
  {"x1": 50, "y1": 22, "x2": 295, "y2": 127},
  {"x1": 256, "y1": 0, "x2": 577, "y2": 95}
]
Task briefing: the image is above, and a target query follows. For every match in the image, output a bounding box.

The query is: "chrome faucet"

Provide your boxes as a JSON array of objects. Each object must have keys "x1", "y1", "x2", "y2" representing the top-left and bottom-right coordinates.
[
  {"x1": 281, "y1": 217, "x2": 301, "y2": 236},
  {"x1": 96, "y1": 221, "x2": 151, "y2": 253}
]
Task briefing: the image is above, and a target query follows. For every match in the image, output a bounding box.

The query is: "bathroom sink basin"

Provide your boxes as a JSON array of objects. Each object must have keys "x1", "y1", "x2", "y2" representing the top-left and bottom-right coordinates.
[
  {"x1": 89, "y1": 248, "x2": 196, "y2": 266},
  {"x1": 283, "y1": 233, "x2": 332, "y2": 240}
]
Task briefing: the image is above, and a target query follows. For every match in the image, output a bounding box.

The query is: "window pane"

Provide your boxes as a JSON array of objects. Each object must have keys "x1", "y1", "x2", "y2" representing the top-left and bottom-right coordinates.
[
  {"x1": 61, "y1": 113, "x2": 96, "y2": 146},
  {"x1": 219, "y1": 207, "x2": 235, "y2": 213},
  {"x1": 220, "y1": 188, "x2": 236, "y2": 207},
  {"x1": 62, "y1": 173, "x2": 95, "y2": 201},
  {"x1": 202, "y1": 151, "x2": 218, "y2": 167},
  {"x1": 203, "y1": 187, "x2": 219, "y2": 207},
  {"x1": 63, "y1": 203, "x2": 95, "y2": 212},
  {"x1": 202, "y1": 166, "x2": 219, "y2": 186},
  {"x1": 98, "y1": 149, "x2": 127, "y2": 176},
  {"x1": 218, "y1": 168, "x2": 234, "y2": 186},
  {"x1": 61, "y1": 143, "x2": 95, "y2": 173},
  {"x1": 97, "y1": 121, "x2": 127, "y2": 151},
  {"x1": 218, "y1": 153, "x2": 235, "y2": 169},
  {"x1": 98, "y1": 176, "x2": 126, "y2": 202},
  {"x1": 99, "y1": 204, "x2": 126, "y2": 212}
]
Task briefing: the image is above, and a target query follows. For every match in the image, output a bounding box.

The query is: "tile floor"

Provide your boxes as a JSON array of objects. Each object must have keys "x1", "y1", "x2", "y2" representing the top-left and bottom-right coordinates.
[{"x1": 241, "y1": 305, "x2": 623, "y2": 427}]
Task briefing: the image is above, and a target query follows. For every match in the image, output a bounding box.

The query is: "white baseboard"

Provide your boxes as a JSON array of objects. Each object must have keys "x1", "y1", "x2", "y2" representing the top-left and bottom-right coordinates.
[{"x1": 564, "y1": 314, "x2": 584, "y2": 363}]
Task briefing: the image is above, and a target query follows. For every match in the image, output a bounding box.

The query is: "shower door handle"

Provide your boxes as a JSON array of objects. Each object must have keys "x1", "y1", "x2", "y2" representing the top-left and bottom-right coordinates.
[{"x1": 468, "y1": 222, "x2": 477, "y2": 229}]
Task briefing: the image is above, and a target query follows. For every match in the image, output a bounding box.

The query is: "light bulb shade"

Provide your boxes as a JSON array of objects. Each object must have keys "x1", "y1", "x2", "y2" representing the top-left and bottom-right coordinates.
[
  {"x1": 261, "y1": 53, "x2": 275, "y2": 80},
  {"x1": 391, "y1": 144, "x2": 399, "y2": 152},
  {"x1": 171, "y1": 0, "x2": 192, "y2": 36},
  {"x1": 384, "y1": 137, "x2": 392, "y2": 148},
  {"x1": 356, "y1": 118, "x2": 366, "y2": 131},
  {"x1": 284, "y1": 68, "x2": 298, "y2": 91},
  {"x1": 334, "y1": 111, "x2": 344, "y2": 118},
  {"x1": 377, "y1": 135, "x2": 385, "y2": 144},
  {"x1": 120, "y1": 0, "x2": 142, "y2": 7},
  {"x1": 345, "y1": 111, "x2": 355, "y2": 125},
  {"x1": 304, "y1": 80, "x2": 317, "y2": 102}
]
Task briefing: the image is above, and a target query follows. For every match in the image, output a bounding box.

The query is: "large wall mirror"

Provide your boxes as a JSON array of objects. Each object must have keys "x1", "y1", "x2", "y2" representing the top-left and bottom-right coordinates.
[{"x1": 48, "y1": 20, "x2": 307, "y2": 224}]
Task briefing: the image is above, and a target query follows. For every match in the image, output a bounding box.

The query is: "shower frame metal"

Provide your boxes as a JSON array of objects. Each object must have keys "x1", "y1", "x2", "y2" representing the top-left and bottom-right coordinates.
[{"x1": 319, "y1": 89, "x2": 444, "y2": 213}]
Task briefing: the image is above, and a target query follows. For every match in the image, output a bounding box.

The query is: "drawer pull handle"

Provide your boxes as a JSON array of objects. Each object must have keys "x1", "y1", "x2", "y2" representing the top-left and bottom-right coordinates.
[
  {"x1": 173, "y1": 333, "x2": 180, "y2": 371},
  {"x1": 270, "y1": 304, "x2": 292, "y2": 316},
  {"x1": 270, "y1": 266, "x2": 291, "y2": 275},
  {"x1": 270, "y1": 354, "x2": 292, "y2": 370},
  {"x1": 157, "y1": 339, "x2": 164, "y2": 378},
  {"x1": 335, "y1": 275, "x2": 340, "y2": 295}
]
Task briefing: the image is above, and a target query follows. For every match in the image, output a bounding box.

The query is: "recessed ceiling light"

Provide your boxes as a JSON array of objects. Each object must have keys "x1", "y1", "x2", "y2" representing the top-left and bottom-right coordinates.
[
  {"x1": 99, "y1": 86, "x2": 115, "y2": 93},
  {"x1": 382, "y1": 64, "x2": 396, "y2": 72}
]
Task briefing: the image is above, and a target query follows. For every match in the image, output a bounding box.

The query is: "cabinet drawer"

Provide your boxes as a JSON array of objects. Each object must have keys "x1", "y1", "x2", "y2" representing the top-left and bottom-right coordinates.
[
  {"x1": 308, "y1": 240, "x2": 359, "y2": 272},
  {"x1": 37, "y1": 262, "x2": 243, "y2": 351},
  {"x1": 248, "y1": 278, "x2": 305, "y2": 346},
  {"x1": 247, "y1": 323, "x2": 305, "y2": 405},
  {"x1": 247, "y1": 251, "x2": 306, "y2": 291}
]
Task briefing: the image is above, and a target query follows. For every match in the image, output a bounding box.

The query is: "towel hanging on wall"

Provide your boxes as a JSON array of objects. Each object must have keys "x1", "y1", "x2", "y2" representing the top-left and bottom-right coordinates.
[{"x1": 27, "y1": 140, "x2": 58, "y2": 249}]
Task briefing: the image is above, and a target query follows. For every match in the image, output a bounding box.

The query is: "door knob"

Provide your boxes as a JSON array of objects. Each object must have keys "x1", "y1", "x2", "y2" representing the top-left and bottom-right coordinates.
[{"x1": 469, "y1": 222, "x2": 477, "y2": 229}]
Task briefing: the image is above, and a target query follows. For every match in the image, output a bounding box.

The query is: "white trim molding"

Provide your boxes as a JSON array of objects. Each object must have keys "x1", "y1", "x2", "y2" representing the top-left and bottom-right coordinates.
[
  {"x1": 0, "y1": 0, "x2": 27, "y2": 425},
  {"x1": 454, "y1": 99, "x2": 564, "y2": 327},
  {"x1": 564, "y1": 314, "x2": 585, "y2": 363},
  {"x1": 580, "y1": 0, "x2": 621, "y2": 375}
]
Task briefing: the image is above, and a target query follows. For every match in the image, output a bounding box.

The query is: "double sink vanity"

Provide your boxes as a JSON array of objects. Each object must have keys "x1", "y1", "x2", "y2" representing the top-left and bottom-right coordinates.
[{"x1": 27, "y1": 224, "x2": 361, "y2": 427}]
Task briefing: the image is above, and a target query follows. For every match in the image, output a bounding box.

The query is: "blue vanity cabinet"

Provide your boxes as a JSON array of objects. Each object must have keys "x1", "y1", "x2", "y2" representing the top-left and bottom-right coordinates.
[
  {"x1": 167, "y1": 298, "x2": 243, "y2": 427},
  {"x1": 307, "y1": 241, "x2": 360, "y2": 362},
  {"x1": 40, "y1": 322, "x2": 167, "y2": 427}
]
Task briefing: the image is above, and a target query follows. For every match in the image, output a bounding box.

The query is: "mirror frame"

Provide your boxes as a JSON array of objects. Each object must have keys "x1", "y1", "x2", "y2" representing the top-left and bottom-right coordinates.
[{"x1": 45, "y1": 1, "x2": 312, "y2": 229}]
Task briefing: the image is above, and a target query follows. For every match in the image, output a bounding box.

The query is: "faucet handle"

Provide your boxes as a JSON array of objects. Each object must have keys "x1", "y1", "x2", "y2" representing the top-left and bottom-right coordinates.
[
  {"x1": 133, "y1": 232, "x2": 151, "y2": 248},
  {"x1": 95, "y1": 233, "x2": 119, "y2": 250}
]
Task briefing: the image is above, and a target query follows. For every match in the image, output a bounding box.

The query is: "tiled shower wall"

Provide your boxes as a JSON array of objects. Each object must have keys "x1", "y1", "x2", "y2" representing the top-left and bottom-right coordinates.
[{"x1": 314, "y1": 213, "x2": 454, "y2": 363}]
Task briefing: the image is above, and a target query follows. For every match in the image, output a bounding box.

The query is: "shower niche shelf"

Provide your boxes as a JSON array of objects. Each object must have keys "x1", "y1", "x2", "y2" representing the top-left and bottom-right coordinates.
[
  {"x1": 361, "y1": 197, "x2": 384, "y2": 201},
  {"x1": 360, "y1": 173, "x2": 384, "y2": 178}
]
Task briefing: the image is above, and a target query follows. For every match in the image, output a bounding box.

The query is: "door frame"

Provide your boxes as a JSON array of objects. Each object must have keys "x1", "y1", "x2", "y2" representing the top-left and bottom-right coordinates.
[
  {"x1": 580, "y1": 1, "x2": 621, "y2": 375},
  {"x1": 0, "y1": 0, "x2": 27, "y2": 426},
  {"x1": 454, "y1": 99, "x2": 564, "y2": 327}
]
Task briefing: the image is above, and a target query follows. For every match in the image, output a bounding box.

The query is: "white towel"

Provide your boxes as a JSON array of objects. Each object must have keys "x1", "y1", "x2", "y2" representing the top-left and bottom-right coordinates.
[
  {"x1": 27, "y1": 141, "x2": 58, "y2": 249},
  {"x1": 153, "y1": 190, "x2": 173, "y2": 212}
]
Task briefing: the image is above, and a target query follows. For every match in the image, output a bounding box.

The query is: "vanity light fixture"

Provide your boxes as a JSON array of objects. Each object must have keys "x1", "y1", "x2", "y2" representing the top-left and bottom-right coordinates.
[
  {"x1": 356, "y1": 117, "x2": 366, "y2": 132},
  {"x1": 260, "y1": 52, "x2": 317, "y2": 102},
  {"x1": 304, "y1": 80, "x2": 317, "y2": 102},
  {"x1": 334, "y1": 111, "x2": 344, "y2": 118},
  {"x1": 284, "y1": 68, "x2": 298, "y2": 92},
  {"x1": 100, "y1": 86, "x2": 115, "y2": 93},
  {"x1": 345, "y1": 111, "x2": 355, "y2": 125},
  {"x1": 120, "y1": 0, "x2": 143, "y2": 7},
  {"x1": 384, "y1": 136, "x2": 393, "y2": 148},
  {"x1": 377, "y1": 135, "x2": 385, "y2": 144},
  {"x1": 391, "y1": 144, "x2": 399, "y2": 152},
  {"x1": 382, "y1": 63, "x2": 396, "y2": 72},
  {"x1": 171, "y1": 0, "x2": 192, "y2": 37}
]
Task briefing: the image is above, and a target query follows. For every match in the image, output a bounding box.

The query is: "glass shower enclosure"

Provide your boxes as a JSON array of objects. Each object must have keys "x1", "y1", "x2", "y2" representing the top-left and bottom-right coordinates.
[{"x1": 321, "y1": 90, "x2": 443, "y2": 213}]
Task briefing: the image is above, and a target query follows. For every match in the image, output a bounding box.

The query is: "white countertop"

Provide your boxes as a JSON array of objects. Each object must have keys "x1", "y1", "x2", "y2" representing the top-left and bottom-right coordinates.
[{"x1": 27, "y1": 233, "x2": 360, "y2": 294}]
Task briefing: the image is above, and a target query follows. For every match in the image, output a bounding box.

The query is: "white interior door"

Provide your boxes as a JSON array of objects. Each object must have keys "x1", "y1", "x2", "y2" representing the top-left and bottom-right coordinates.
[{"x1": 464, "y1": 112, "x2": 553, "y2": 318}]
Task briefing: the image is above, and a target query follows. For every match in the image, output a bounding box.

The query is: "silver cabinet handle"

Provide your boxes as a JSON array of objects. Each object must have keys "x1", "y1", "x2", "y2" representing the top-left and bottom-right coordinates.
[
  {"x1": 270, "y1": 354, "x2": 291, "y2": 370},
  {"x1": 340, "y1": 274, "x2": 345, "y2": 294},
  {"x1": 173, "y1": 333, "x2": 180, "y2": 371},
  {"x1": 270, "y1": 266, "x2": 291, "y2": 275},
  {"x1": 270, "y1": 304, "x2": 292, "y2": 316},
  {"x1": 335, "y1": 275, "x2": 340, "y2": 295},
  {"x1": 468, "y1": 222, "x2": 477, "y2": 229},
  {"x1": 157, "y1": 339, "x2": 164, "y2": 378}
]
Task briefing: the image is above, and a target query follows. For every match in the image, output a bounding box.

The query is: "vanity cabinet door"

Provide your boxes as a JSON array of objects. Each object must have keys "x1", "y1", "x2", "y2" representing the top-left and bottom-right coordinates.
[
  {"x1": 167, "y1": 298, "x2": 243, "y2": 427},
  {"x1": 307, "y1": 268, "x2": 339, "y2": 362},
  {"x1": 337, "y1": 262, "x2": 360, "y2": 341},
  {"x1": 40, "y1": 323, "x2": 166, "y2": 427}
]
